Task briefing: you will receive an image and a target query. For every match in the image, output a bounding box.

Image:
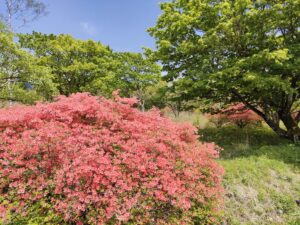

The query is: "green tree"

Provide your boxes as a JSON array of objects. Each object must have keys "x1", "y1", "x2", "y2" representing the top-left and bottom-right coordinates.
[
  {"x1": 0, "y1": 24, "x2": 57, "y2": 104},
  {"x1": 143, "y1": 80, "x2": 168, "y2": 109},
  {"x1": 19, "y1": 33, "x2": 162, "y2": 108},
  {"x1": 19, "y1": 32, "x2": 116, "y2": 96},
  {"x1": 114, "y1": 52, "x2": 161, "y2": 111},
  {"x1": 165, "y1": 79, "x2": 200, "y2": 117},
  {"x1": 149, "y1": 0, "x2": 300, "y2": 141}
]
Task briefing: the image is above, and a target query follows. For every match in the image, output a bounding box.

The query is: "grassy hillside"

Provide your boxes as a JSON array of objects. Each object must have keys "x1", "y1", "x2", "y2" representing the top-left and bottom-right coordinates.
[{"x1": 199, "y1": 126, "x2": 300, "y2": 225}]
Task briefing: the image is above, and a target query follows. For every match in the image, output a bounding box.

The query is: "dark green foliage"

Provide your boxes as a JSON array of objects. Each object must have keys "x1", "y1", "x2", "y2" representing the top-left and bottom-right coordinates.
[{"x1": 149, "y1": 0, "x2": 300, "y2": 141}]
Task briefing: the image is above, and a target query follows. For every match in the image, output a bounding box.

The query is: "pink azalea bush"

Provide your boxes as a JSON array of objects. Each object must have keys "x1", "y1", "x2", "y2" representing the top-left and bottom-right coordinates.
[{"x1": 0, "y1": 93, "x2": 223, "y2": 224}]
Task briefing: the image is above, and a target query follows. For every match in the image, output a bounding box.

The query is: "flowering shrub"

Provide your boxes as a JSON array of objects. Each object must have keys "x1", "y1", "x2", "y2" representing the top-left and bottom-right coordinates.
[
  {"x1": 209, "y1": 103, "x2": 261, "y2": 128},
  {"x1": 0, "y1": 93, "x2": 223, "y2": 224},
  {"x1": 224, "y1": 103, "x2": 261, "y2": 128}
]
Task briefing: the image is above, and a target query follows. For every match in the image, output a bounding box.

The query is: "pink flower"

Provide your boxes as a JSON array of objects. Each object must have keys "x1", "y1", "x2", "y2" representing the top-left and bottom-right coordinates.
[{"x1": 0, "y1": 92, "x2": 223, "y2": 224}]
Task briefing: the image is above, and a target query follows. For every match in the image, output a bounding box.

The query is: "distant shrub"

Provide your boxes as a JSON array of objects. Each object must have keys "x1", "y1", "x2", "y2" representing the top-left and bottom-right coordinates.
[
  {"x1": 209, "y1": 103, "x2": 261, "y2": 128},
  {"x1": 0, "y1": 93, "x2": 223, "y2": 224},
  {"x1": 224, "y1": 103, "x2": 261, "y2": 128}
]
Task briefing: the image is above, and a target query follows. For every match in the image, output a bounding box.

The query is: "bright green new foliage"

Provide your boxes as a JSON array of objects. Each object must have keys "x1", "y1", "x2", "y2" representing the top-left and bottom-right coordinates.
[
  {"x1": 149, "y1": 0, "x2": 300, "y2": 141},
  {"x1": 19, "y1": 32, "x2": 115, "y2": 96},
  {"x1": 114, "y1": 52, "x2": 161, "y2": 110},
  {"x1": 19, "y1": 33, "x2": 162, "y2": 106},
  {"x1": 0, "y1": 24, "x2": 57, "y2": 104}
]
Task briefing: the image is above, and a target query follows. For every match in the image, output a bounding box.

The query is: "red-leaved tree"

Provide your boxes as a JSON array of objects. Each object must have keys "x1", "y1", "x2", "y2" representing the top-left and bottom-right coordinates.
[
  {"x1": 209, "y1": 103, "x2": 261, "y2": 128},
  {"x1": 0, "y1": 93, "x2": 223, "y2": 224},
  {"x1": 224, "y1": 103, "x2": 261, "y2": 128}
]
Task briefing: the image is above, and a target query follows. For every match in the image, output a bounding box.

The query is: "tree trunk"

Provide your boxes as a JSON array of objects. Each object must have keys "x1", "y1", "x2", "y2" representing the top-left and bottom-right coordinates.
[
  {"x1": 262, "y1": 117, "x2": 286, "y2": 137},
  {"x1": 230, "y1": 90, "x2": 299, "y2": 142},
  {"x1": 140, "y1": 100, "x2": 145, "y2": 112},
  {"x1": 279, "y1": 112, "x2": 300, "y2": 142},
  {"x1": 259, "y1": 113, "x2": 300, "y2": 142}
]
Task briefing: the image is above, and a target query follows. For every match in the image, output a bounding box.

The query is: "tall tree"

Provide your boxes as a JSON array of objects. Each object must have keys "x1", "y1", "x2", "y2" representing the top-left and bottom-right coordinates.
[
  {"x1": 19, "y1": 32, "x2": 115, "y2": 96},
  {"x1": 114, "y1": 52, "x2": 161, "y2": 111},
  {"x1": 19, "y1": 33, "x2": 162, "y2": 106},
  {"x1": 149, "y1": 0, "x2": 300, "y2": 141},
  {"x1": 0, "y1": 24, "x2": 57, "y2": 104},
  {"x1": 0, "y1": 0, "x2": 47, "y2": 29},
  {"x1": 0, "y1": 0, "x2": 47, "y2": 104}
]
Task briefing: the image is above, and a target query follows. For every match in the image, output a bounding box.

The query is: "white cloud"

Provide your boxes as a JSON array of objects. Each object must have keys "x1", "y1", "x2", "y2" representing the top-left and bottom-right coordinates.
[{"x1": 80, "y1": 22, "x2": 97, "y2": 36}]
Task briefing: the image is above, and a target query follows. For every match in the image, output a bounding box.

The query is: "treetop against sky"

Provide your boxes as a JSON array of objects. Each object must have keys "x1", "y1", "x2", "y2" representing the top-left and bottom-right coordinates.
[{"x1": 0, "y1": 0, "x2": 169, "y2": 52}]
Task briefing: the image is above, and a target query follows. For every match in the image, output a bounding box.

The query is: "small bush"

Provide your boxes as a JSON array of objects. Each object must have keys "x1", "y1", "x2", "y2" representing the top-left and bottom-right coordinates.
[
  {"x1": 224, "y1": 104, "x2": 261, "y2": 128},
  {"x1": 208, "y1": 103, "x2": 262, "y2": 128},
  {"x1": 0, "y1": 93, "x2": 223, "y2": 224}
]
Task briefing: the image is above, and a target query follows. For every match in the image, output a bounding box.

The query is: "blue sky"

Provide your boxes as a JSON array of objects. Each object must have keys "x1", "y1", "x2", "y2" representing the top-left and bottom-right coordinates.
[{"x1": 9, "y1": 0, "x2": 166, "y2": 52}]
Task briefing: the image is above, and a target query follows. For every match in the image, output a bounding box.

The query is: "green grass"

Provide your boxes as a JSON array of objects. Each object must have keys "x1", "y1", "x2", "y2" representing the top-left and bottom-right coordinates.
[{"x1": 199, "y1": 126, "x2": 300, "y2": 225}]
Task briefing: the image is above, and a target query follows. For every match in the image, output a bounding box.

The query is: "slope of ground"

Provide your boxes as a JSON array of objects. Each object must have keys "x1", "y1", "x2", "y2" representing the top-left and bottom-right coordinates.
[{"x1": 200, "y1": 126, "x2": 300, "y2": 225}]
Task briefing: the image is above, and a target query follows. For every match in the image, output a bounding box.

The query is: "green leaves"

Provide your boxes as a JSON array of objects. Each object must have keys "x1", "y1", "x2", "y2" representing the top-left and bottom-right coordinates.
[
  {"x1": 19, "y1": 32, "x2": 114, "y2": 96},
  {"x1": 18, "y1": 32, "x2": 162, "y2": 108},
  {"x1": 150, "y1": 0, "x2": 300, "y2": 140},
  {"x1": 0, "y1": 26, "x2": 57, "y2": 104}
]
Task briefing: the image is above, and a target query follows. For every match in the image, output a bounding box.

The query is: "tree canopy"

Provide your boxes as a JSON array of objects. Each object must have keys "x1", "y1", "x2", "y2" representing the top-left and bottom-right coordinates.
[
  {"x1": 113, "y1": 52, "x2": 161, "y2": 110},
  {"x1": 16, "y1": 32, "x2": 162, "y2": 107},
  {"x1": 19, "y1": 32, "x2": 116, "y2": 96},
  {"x1": 149, "y1": 0, "x2": 300, "y2": 141},
  {"x1": 0, "y1": 24, "x2": 57, "y2": 104}
]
